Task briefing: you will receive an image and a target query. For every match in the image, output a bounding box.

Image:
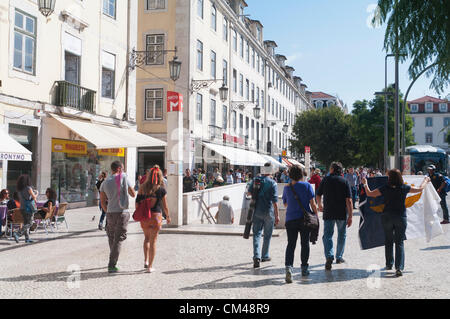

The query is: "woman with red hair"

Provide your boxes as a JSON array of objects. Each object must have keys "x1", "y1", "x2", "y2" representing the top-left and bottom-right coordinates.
[{"x1": 136, "y1": 165, "x2": 171, "y2": 273}]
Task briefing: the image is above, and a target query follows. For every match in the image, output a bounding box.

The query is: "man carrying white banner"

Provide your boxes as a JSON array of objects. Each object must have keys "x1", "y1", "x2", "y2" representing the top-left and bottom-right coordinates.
[{"x1": 362, "y1": 170, "x2": 433, "y2": 277}]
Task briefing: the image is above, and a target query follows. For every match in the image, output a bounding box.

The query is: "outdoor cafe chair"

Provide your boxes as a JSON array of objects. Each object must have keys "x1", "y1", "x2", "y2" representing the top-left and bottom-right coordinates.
[
  {"x1": 6, "y1": 208, "x2": 23, "y2": 240},
  {"x1": 54, "y1": 203, "x2": 69, "y2": 231},
  {"x1": 34, "y1": 206, "x2": 56, "y2": 235}
]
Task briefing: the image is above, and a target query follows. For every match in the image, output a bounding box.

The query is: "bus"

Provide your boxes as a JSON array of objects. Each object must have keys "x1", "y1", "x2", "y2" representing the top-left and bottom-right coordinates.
[{"x1": 406, "y1": 145, "x2": 448, "y2": 176}]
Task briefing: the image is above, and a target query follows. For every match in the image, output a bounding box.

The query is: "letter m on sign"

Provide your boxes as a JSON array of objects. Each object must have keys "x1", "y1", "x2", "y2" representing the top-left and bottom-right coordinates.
[{"x1": 167, "y1": 91, "x2": 183, "y2": 112}]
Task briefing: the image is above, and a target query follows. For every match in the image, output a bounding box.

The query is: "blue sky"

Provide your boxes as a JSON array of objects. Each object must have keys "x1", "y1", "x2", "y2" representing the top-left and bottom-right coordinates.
[{"x1": 246, "y1": 0, "x2": 445, "y2": 111}]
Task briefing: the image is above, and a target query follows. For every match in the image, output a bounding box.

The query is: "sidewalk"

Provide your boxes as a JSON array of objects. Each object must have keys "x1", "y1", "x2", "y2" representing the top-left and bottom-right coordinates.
[{"x1": 0, "y1": 205, "x2": 449, "y2": 299}]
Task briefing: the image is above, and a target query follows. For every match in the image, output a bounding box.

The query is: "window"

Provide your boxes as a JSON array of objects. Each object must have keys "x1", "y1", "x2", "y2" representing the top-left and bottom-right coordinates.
[
  {"x1": 197, "y1": 0, "x2": 204, "y2": 18},
  {"x1": 145, "y1": 89, "x2": 164, "y2": 120},
  {"x1": 239, "y1": 4, "x2": 245, "y2": 22},
  {"x1": 233, "y1": 69, "x2": 237, "y2": 93},
  {"x1": 146, "y1": 0, "x2": 165, "y2": 10},
  {"x1": 101, "y1": 51, "x2": 115, "y2": 99},
  {"x1": 197, "y1": 40, "x2": 203, "y2": 71},
  {"x1": 251, "y1": 47, "x2": 255, "y2": 68},
  {"x1": 223, "y1": 60, "x2": 228, "y2": 85},
  {"x1": 410, "y1": 104, "x2": 418, "y2": 112},
  {"x1": 256, "y1": 53, "x2": 260, "y2": 73},
  {"x1": 425, "y1": 102, "x2": 433, "y2": 113},
  {"x1": 256, "y1": 26, "x2": 261, "y2": 41},
  {"x1": 425, "y1": 133, "x2": 433, "y2": 144},
  {"x1": 210, "y1": 99, "x2": 216, "y2": 126},
  {"x1": 316, "y1": 101, "x2": 324, "y2": 109},
  {"x1": 13, "y1": 10, "x2": 36, "y2": 75},
  {"x1": 232, "y1": 110, "x2": 237, "y2": 131},
  {"x1": 261, "y1": 90, "x2": 264, "y2": 109},
  {"x1": 223, "y1": 17, "x2": 228, "y2": 41},
  {"x1": 146, "y1": 34, "x2": 165, "y2": 65},
  {"x1": 211, "y1": 3, "x2": 217, "y2": 31},
  {"x1": 196, "y1": 94, "x2": 203, "y2": 121},
  {"x1": 239, "y1": 74, "x2": 243, "y2": 97},
  {"x1": 65, "y1": 51, "x2": 80, "y2": 85},
  {"x1": 240, "y1": 35, "x2": 244, "y2": 58},
  {"x1": 222, "y1": 105, "x2": 228, "y2": 129},
  {"x1": 439, "y1": 103, "x2": 448, "y2": 113},
  {"x1": 251, "y1": 119, "x2": 255, "y2": 140},
  {"x1": 444, "y1": 118, "x2": 450, "y2": 127},
  {"x1": 210, "y1": 50, "x2": 216, "y2": 79},
  {"x1": 245, "y1": 79, "x2": 249, "y2": 100},
  {"x1": 256, "y1": 87, "x2": 260, "y2": 106},
  {"x1": 251, "y1": 83, "x2": 255, "y2": 102},
  {"x1": 246, "y1": 41, "x2": 250, "y2": 63},
  {"x1": 103, "y1": 0, "x2": 116, "y2": 18},
  {"x1": 239, "y1": 114, "x2": 244, "y2": 136},
  {"x1": 426, "y1": 117, "x2": 433, "y2": 127},
  {"x1": 245, "y1": 117, "x2": 249, "y2": 137},
  {"x1": 232, "y1": 29, "x2": 237, "y2": 52}
]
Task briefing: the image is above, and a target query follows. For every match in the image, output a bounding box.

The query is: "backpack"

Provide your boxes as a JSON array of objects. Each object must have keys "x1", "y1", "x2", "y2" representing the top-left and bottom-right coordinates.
[
  {"x1": 443, "y1": 176, "x2": 450, "y2": 193},
  {"x1": 133, "y1": 195, "x2": 158, "y2": 222}
]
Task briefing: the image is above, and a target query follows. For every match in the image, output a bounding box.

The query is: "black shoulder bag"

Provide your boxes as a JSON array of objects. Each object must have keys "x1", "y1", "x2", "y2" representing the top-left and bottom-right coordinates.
[
  {"x1": 289, "y1": 184, "x2": 319, "y2": 231},
  {"x1": 243, "y1": 177, "x2": 262, "y2": 239}
]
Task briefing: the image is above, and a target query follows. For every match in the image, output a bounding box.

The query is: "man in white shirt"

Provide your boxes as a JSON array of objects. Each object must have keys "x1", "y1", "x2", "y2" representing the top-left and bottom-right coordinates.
[{"x1": 209, "y1": 196, "x2": 235, "y2": 224}]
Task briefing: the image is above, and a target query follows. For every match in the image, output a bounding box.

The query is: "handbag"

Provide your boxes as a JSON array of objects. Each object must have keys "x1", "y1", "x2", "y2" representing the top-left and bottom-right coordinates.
[
  {"x1": 25, "y1": 199, "x2": 37, "y2": 214},
  {"x1": 289, "y1": 184, "x2": 319, "y2": 231},
  {"x1": 133, "y1": 195, "x2": 157, "y2": 222}
]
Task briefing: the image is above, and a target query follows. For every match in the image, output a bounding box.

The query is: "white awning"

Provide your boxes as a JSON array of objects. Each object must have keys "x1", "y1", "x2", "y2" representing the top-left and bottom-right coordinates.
[
  {"x1": 203, "y1": 142, "x2": 268, "y2": 167},
  {"x1": 50, "y1": 114, "x2": 166, "y2": 149},
  {"x1": 262, "y1": 155, "x2": 287, "y2": 169},
  {"x1": 288, "y1": 158, "x2": 305, "y2": 168},
  {"x1": 0, "y1": 129, "x2": 32, "y2": 161}
]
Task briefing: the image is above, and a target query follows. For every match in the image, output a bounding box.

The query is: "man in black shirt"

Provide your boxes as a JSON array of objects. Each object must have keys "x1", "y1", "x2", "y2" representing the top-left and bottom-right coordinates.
[
  {"x1": 316, "y1": 162, "x2": 353, "y2": 270},
  {"x1": 183, "y1": 169, "x2": 197, "y2": 193},
  {"x1": 427, "y1": 165, "x2": 449, "y2": 224}
]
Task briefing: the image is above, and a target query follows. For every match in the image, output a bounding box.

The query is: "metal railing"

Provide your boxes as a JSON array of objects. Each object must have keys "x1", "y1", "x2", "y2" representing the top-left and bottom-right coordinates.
[
  {"x1": 54, "y1": 81, "x2": 96, "y2": 113},
  {"x1": 209, "y1": 125, "x2": 223, "y2": 141}
]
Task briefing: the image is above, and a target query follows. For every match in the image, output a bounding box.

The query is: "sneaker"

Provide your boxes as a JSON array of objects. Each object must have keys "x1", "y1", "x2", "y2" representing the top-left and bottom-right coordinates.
[
  {"x1": 30, "y1": 224, "x2": 37, "y2": 232},
  {"x1": 396, "y1": 270, "x2": 403, "y2": 277},
  {"x1": 440, "y1": 220, "x2": 450, "y2": 225},
  {"x1": 253, "y1": 258, "x2": 261, "y2": 269},
  {"x1": 144, "y1": 264, "x2": 149, "y2": 269},
  {"x1": 148, "y1": 268, "x2": 156, "y2": 273},
  {"x1": 108, "y1": 266, "x2": 119, "y2": 273},
  {"x1": 98, "y1": 224, "x2": 103, "y2": 231},
  {"x1": 261, "y1": 257, "x2": 272, "y2": 262},
  {"x1": 336, "y1": 258, "x2": 346, "y2": 264},
  {"x1": 325, "y1": 258, "x2": 333, "y2": 271},
  {"x1": 285, "y1": 267, "x2": 293, "y2": 284},
  {"x1": 25, "y1": 239, "x2": 34, "y2": 244},
  {"x1": 301, "y1": 265, "x2": 310, "y2": 276},
  {"x1": 13, "y1": 232, "x2": 19, "y2": 243},
  {"x1": 386, "y1": 265, "x2": 393, "y2": 271}
]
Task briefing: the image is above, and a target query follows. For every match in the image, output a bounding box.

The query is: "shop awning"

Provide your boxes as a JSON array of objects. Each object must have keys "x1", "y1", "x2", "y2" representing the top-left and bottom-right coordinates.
[
  {"x1": 288, "y1": 158, "x2": 305, "y2": 168},
  {"x1": 0, "y1": 129, "x2": 32, "y2": 161},
  {"x1": 203, "y1": 142, "x2": 268, "y2": 167},
  {"x1": 50, "y1": 114, "x2": 166, "y2": 149},
  {"x1": 282, "y1": 158, "x2": 292, "y2": 167},
  {"x1": 262, "y1": 155, "x2": 287, "y2": 169}
]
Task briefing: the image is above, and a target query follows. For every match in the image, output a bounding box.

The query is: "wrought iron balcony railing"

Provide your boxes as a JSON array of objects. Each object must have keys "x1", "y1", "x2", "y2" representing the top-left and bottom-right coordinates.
[{"x1": 54, "y1": 81, "x2": 96, "y2": 113}]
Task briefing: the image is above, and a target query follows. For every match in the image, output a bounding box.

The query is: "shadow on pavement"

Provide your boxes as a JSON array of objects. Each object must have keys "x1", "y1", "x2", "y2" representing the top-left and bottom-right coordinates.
[
  {"x1": 0, "y1": 267, "x2": 148, "y2": 283},
  {"x1": 180, "y1": 276, "x2": 285, "y2": 291},
  {"x1": 420, "y1": 245, "x2": 450, "y2": 251},
  {"x1": 163, "y1": 263, "x2": 251, "y2": 275}
]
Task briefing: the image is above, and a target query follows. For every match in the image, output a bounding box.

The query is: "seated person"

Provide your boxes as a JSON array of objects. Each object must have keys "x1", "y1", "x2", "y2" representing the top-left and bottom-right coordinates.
[
  {"x1": 36, "y1": 188, "x2": 57, "y2": 220},
  {"x1": 7, "y1": 192, "x2": 20, "y2": 210}
]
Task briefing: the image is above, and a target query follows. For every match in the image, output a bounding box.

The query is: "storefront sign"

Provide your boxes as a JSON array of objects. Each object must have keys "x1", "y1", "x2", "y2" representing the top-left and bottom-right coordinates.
[
  {"x1": 167, "y1": 92, "x2": 183, "y2": 112},
  {"x1": 52, "y1": 139, "x2": 87, "y2": 155},
  {"x1": 282, "y1": 150, "x2": 287, "y2": 157},
  {"x1": 98, "y1": 148, "x2": 125, "y2": 157},
  {"x1": 0, "y1": 153, "x2": 28, "y2": 161}
]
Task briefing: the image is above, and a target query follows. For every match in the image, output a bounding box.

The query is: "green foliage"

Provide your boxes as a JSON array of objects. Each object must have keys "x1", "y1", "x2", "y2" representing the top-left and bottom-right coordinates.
[
  {"x1": 377, "y1": 0, "x2": 450, "y2": 93},
  {"x1": 290, "y1": 106, "x2": 358, "y2": 169}
]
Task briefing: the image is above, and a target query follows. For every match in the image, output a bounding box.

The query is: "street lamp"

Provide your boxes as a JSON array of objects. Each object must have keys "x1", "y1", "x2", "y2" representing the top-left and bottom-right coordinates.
[
  {"x1": 282, "y1": 123, "x2": 289, "y2": 133},
  {"x1": 38, "y1": 0, "x2": 56, "y2": 17},
  {"x1": 169, "y1": 55, "x2": 182, "y2": 82},
  {"x1": 219, "y1": 83, "x2": 229, "y2": 102},
  {"x1": 253, "y1": 105, "x2": 261, "y2": 119}
]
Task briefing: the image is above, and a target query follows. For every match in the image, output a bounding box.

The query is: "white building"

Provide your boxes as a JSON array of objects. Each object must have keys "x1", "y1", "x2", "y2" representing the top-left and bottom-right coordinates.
[
  {"x1": 311, "y1": 92, "x2": 347, "y2": 113},
  {"x1": 409, "y1": 96, "x2": 450, "y2": 152},
  {"x1": 136, "y1": 0, "x2": 314, "y2": 174}
]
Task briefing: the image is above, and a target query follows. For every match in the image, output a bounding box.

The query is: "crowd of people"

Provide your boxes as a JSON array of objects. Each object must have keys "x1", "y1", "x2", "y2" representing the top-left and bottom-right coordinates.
[{"x1": 182, "y1": 168, "x2": 254, "y2": 193}]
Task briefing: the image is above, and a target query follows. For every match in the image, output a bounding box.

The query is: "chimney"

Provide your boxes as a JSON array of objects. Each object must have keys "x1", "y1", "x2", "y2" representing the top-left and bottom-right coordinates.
[
  {"x1": 285, "y1": 66, "x2": 295, "y2": 79},
  {"x1": 275, "y1": 54, "x2": 287, "y2": 68},
  {"x1": 264, "y1": 40, "x2": 277, "y2": 57}
]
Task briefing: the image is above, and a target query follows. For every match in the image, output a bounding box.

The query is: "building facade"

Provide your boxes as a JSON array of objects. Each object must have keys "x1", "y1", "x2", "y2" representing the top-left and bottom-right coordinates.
[
  {"x1": 311, "y1": 91, "x2": 347, "y2": 113},
  {"x1": 0, "y1": 0, "x2": 156, "y2": 207},
  {"x1": 136, "y1": 0, "x2": 313, "y2": 174},
  {"x1": 408, "y1": 96, "x2": 450, "y2": 152}
]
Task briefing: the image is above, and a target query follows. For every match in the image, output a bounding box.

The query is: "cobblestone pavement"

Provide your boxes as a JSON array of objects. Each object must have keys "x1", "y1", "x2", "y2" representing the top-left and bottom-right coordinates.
[{"x1": 0, "y1": 205, "x2": 449, "y2": 299}]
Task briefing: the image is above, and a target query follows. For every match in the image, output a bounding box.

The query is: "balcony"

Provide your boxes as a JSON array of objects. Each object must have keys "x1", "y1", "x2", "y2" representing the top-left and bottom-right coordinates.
[
  {"x1": 54, "y1": 81, "x2": 96, "y2": 113},
  {"x1": 209, "y1": 125, "x2": 223, "y2": 141}
]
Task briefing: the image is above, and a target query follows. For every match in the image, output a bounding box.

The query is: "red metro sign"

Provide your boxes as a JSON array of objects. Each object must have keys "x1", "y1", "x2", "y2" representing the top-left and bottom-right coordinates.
[{"x1": 167, "y1": 91, "x2": 183, "y2": 112}]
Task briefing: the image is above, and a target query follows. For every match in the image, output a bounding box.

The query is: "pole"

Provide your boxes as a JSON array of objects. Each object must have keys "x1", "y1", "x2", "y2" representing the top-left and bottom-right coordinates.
[
  {"x1": 395, "y1": 54, "x2": 400, "y2": 169},
  {"x1": 384, "y1": 55, "x2": 389, "y2": 172}
]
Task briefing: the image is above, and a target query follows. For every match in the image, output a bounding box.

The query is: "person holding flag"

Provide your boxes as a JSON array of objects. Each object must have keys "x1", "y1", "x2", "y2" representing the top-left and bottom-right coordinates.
[
  {"x1": 362, "y1": 170, "x2": 430, "y2": 277},
  {"x1": 427, "y1": 165, "x2": 449, "y2": 225}
]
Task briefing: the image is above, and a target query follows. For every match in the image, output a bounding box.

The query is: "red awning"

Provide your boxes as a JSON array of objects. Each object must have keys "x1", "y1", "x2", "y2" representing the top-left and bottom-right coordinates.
[{"x1": 282, "y1": 158, "x2": 292, "y2": 167}]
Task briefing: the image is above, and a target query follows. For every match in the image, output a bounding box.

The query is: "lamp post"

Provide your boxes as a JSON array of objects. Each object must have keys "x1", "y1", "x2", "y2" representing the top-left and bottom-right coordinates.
[{"x1": 38, "y1": 0, "x2": 56, "y2": 17}]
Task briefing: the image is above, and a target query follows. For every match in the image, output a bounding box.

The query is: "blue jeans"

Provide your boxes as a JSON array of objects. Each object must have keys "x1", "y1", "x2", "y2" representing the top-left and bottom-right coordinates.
[
  {"x1": 440, "y1": 193, "x2": 449, "y2": 221},
  {"x1": 323, "y1": 219, "x2": 347, "y2": 260},
  {"x1": 351, "y1": 186, "x2": 357, "y2": 207},
  {"x1": 99, "y1": 202, "x2": 106, "y2": 226},
  {"x1": 285, "y1": 218, "x2": 310, "y2": 267},
  {"x1": 252, "y1": 213, "x2": 275, "y2": 260},
  {"x1": 381, "y1": 213, "x2": 407, "y2": 271}
]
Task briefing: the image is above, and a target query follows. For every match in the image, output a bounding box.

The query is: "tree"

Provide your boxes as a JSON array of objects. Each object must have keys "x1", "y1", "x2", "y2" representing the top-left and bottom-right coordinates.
[
  {"x1": 376, "y1": 0, "x2": 450, "y2": 93},
  {"x1": 350, "y1": 85, "x2": 414, "y2": 167},
  {"x1": 290, "y1": 106, "x2": 358, "y2": 169}
]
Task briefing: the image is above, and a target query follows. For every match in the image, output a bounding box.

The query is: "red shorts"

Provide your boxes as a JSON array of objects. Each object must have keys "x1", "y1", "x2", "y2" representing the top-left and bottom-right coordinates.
[{"x1": 140, "y1": 212, "x2": 163, "y2": 230}]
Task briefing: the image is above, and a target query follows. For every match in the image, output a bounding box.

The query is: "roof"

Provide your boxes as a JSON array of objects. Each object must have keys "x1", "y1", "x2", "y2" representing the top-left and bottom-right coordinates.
[
  {"x1": 408, "y1": 96, "x2": 448, "y2": 104},
  {"x1": 406, "y1": 145, "x2": 446, "y2": 154},
  {"x1": 311, "y1": 92, "x2": 335, "y2": 99}
]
